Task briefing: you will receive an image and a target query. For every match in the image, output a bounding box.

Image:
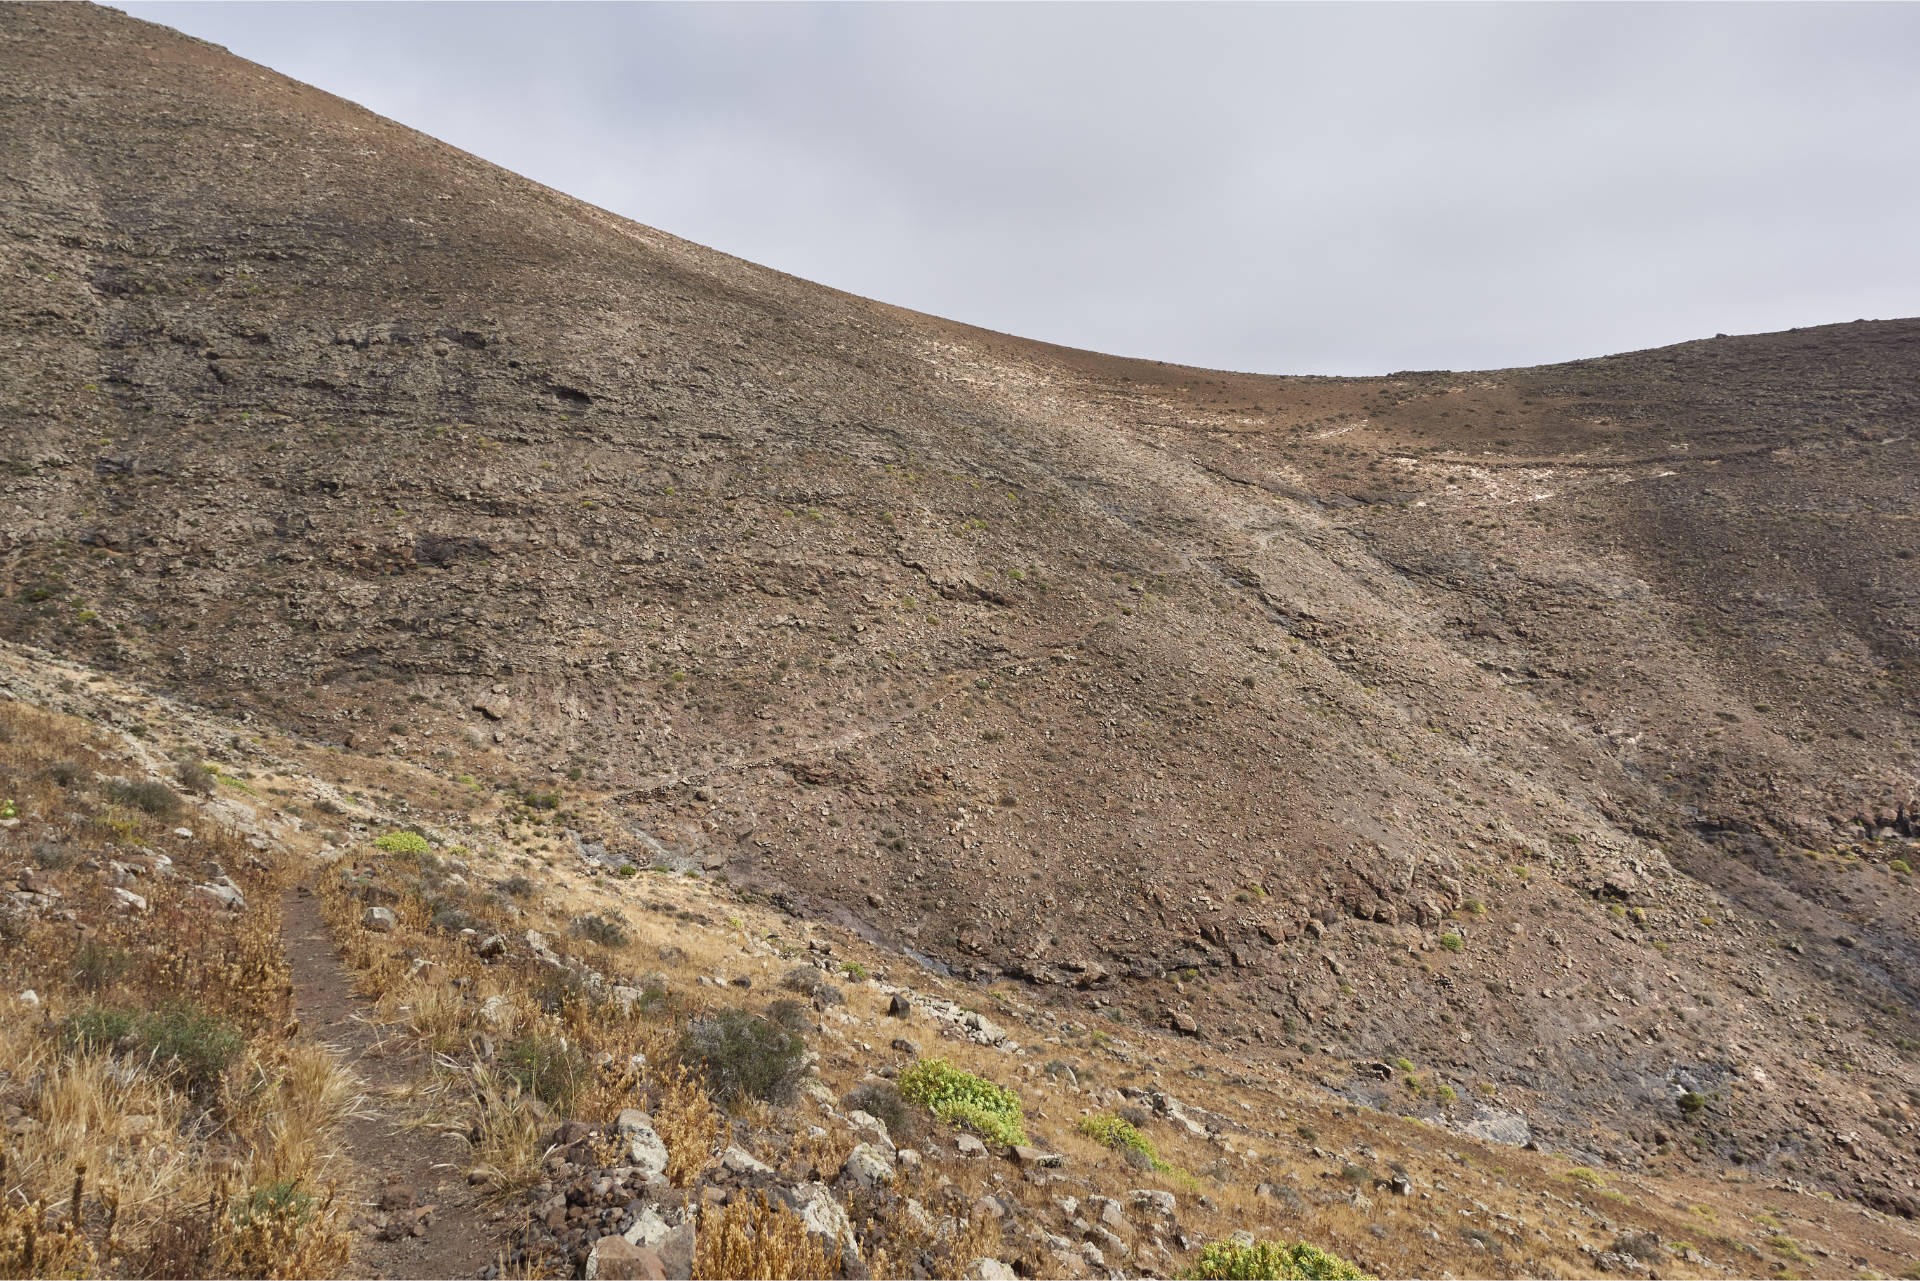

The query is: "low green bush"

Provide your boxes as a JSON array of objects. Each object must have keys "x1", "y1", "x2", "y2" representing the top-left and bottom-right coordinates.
[
  {"x1": 500, "y1": 1034, "x2": 588, "y2": 1109},
  {"x1": 73, "y1": 942, "x2": 133, "y2": 991},
  {"x1": 1185, "y1": 1238, "x2": 1366, "y2": 1280},
  {"x1": 64, "y1": 1003, "x2": 243, "y2": 1091},
  {"x1": 898, "y1": 1057, "x2": 1027, "y2": 1147},
  {"x1": 779, "y1": 965, "x2": 844, "y2": 1005},
  {"x1": 104, "y1": 778, "x2": 180, "y2": 819},
  {"x1": 232, "y1": 1178, "x2": 314, "y2": 1230},
  {"x1": 843, "y1": 1080, "x2": 923, "y2": 1142},
  {"x1": 139, "y1": 1004, "x2": 247, "y2": 1089},
  {"x1": 174, "y1": 758, "x2": 217, "y2": 796},
  {"x1": 568, "y1": 911, "x2": 630, "y2": 949},
  {"x1": 373, "y1": 830, "x2": 431, "y2": 856},
  {"x1": 1438, "y1": 932, "x2": 1464, "y2": 953},
  {"x1": 682, "y1": 1009, "x2": 808, "y2": 1105},
  {"x1": 64, "y1": 1005, "x2": 136, "y2": 1052},
  {"x1": 1077, "y1": 1111, "x2": 1170, "y2": 1172}
]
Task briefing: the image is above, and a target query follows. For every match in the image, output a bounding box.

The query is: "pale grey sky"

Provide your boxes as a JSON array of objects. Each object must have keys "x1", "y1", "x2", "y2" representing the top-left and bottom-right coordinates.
[{"x1": 121, "y1": 2, "x2": 1920, "y2": 376}]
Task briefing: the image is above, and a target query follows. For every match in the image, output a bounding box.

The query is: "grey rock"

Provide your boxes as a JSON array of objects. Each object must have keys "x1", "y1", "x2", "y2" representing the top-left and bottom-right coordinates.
[
  {"x1": 791, "y1": 1182, "x2": 860, "y2": 1265},
  {"x1": 962, "y1": 1010, "x2": 1007, "y2": 1043},
  {"x1": 846, "y1": 1108, "x2": 893, "y2": 1151},
  {"x1": 1129, "y1": 1189, "x2": 1176, "y2": 1217},
  {"x1": 193, "y1": 880, "x2": 247, "y2": 911},
  {"x1": 625, "y1": 1114, "x2": 670, "y2": 1183},
  {"x1": 721, "y1": 1144, "x2": 773, "y2": 1177},
  {"x1": 1463, "y1": 1107, "x2": 1531, "y2": 1147},
  {"x1": 844, "y1": 1142, "x2": 895, "y2": 1188},
  {"x1": 622, "y1": 1204, "x2": 669, "y2": 1249},
  {"x1": 362, "y1": 905, "x2": 397, "y2": 932}
]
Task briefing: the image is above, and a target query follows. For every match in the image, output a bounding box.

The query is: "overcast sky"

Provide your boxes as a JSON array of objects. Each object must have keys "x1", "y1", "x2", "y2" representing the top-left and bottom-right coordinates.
[{"x1": 122, "y1": 2, "x2": 1920, "y2": 376}]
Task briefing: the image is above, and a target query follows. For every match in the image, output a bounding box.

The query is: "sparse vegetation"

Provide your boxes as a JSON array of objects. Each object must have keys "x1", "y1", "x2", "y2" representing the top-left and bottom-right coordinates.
[
  {"x1": 779, "y1": 964, "x2": 844, "y2": 1005},
  {"x1": 1078, "y1": 1110, "x2": 1171, "y2": 1172},
  {"x1": 692, "y1": 1192, "x2": 831, "y2": 1280},
  {"x1": 842, "y1": 1080, "x2": 922, "y2": 1143},
  {"x1": 499, "y1": 1033, "x2": 588, "y2": 1109},
  {"x1": 898, "y1": 1057, "x2": 1027, "y2": 1147},
  {"x1": 1185, "y1": 1237, "x2": 1367, "y2": 1279},
  {"x1": 174, "y1": 756, "x2": 216, "y2": 795},
  {"x1": 103, "y1": 776, "x2": 180, "y2": 818},
  {"x1": 567, "y1": 910, "x2": 631, "y2": 949},
  {"x1": 372, "y1": 829, "x2": 431, "y2": 856},
  {"x1": 682, "y1": 1009, "x2": 808, "y2": 1105}
]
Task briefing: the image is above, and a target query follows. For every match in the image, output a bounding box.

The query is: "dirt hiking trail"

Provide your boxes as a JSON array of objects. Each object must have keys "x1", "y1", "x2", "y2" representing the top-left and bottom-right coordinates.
[{"x1": 283, "y1": 883, "x2": 499, "y2": 1279}]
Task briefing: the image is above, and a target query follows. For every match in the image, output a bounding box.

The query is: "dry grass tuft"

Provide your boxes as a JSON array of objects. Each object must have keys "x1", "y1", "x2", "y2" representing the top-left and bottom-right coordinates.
[
  {"x1": 651, "y1": 1063, "x2": 723, "y2": 1185},
  {"x1": 692, "y1": 1192, "x2": 834, "y2": 1280}
]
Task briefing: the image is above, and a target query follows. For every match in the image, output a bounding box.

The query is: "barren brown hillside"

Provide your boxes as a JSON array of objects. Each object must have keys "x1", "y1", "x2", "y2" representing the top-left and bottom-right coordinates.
[{"x1": 2, "y1": 3, "x2": 1918, "y2": 1270}]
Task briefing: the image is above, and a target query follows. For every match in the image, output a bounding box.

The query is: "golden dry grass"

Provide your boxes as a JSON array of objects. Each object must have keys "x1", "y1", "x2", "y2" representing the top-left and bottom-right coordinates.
[
  {"x1": 0, "y1": 698, "x2": 355, "y2": 1278},
  {"x1": 692, "y1": 1193, "x2": 832, "y2": 1281}
]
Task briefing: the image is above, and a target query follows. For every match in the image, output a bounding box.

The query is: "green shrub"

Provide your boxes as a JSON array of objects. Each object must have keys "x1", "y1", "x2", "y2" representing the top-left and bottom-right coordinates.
[
  {"x1": 779, "y1": 965, "x2": 844, "y2": 1005},
  {"x1": 568, "y1": 911, "x2": 630, "y2": 949},
  {"x1": 898, "y1": 1058, "x2": 1027, "y2": 1147},
  {"x1": 1677, "y1": 1091, "x2": 1706, "y2": 1116},
  {"x1": 105, "y1": 778, "x2": 180, "y2": 819},
  {"x1": 63, "y1": 1005, "x2": 137, "y2": 1053},
  {"x1": 233, "y1": 1179, "x2": 314, "y2": 1230},
  {"x1": 174, "y1": 758, "x2": 216, "y2": 796},
  {"x1": 1186, "y1": 1238, "x2": 1367, "y2": 1280},
  {"x1": 74, "y1": 942, "x2": 133, "y2": 991},
  {"x1": 1438, "y1": 932, "x2": 1464, "y2": 953},
  {"x1": 1078, "y1": 1111, "x2": 1170, "y2": 1172},
  {"x1": 765, "y1": 999, "x2": 811, "y2": 1033},
  {"x1": 30, "y1": 840, "x2": 71, "y2": 870},
  {"x1": 843, "y1": 1080, "x2": 922, "y2": 1143},
  {"x1": 682, "y1": 1010, "x2": 808, "y2": 1105},
  {"x1": 500, "y1": 1034, "x2": 587, "y2": 1109},
  {"x1": 68, "y1": 1004, "x2": 245, "y2": 1091},
  {"x1": 373, "y1": 830, "x2": 431, "y2": 856},
  {"x1": 138, "y1": 1004, "x2": 246, "y2": 1090},
  {"x1": 1890, "y1": 858, "x2": 1913, "y2": 876}
]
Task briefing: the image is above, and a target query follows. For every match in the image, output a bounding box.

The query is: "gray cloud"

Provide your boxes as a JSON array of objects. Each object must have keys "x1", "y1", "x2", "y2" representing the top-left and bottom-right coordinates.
[{"x1": 120, "y1": 2, "x2": 1920, "y2": 375}]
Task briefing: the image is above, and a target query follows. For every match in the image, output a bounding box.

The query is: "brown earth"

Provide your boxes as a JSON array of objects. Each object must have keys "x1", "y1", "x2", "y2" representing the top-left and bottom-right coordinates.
[{"x1": 2, "y1": 0, "x2": 1917, "y2": 1249}]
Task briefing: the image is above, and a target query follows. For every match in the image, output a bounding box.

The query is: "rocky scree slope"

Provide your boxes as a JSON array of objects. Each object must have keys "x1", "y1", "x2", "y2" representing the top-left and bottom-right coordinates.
[
  {"x1": 1, "y1": 2, "x2": 1918, "y2": 1219},
  {"x1": 7, "y1": 642, "x2": 1920, "y2": 1281}
]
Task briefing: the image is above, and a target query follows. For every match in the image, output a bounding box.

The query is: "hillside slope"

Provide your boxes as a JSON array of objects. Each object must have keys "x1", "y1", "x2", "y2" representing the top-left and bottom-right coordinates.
[{"x1": 2, "y1": 0, "x2": 1917, "y2": 1238}]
